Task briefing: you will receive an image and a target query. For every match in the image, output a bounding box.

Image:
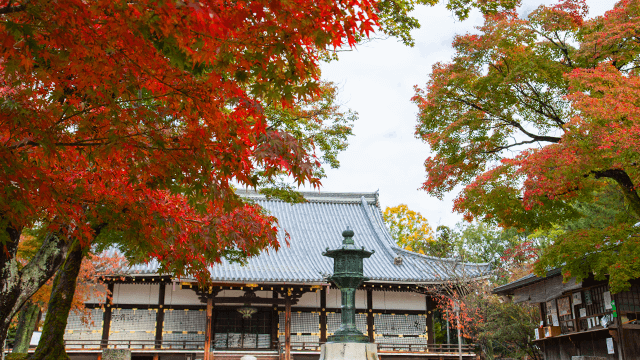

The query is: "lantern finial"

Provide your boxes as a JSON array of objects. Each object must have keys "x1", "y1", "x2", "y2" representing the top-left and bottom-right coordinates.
[{"x1": 342, "y1": 227, "x2": 355, "y2": 244}]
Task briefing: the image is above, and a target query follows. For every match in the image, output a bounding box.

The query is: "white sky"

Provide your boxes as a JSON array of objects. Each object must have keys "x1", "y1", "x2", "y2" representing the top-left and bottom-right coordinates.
[{"x1": 306, "y1": 0, "x2": 618, "y2": 228}]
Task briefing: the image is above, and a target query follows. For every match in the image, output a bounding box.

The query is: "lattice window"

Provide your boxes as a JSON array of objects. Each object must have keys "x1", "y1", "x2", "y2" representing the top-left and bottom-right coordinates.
[
  {"x1": 575, "y1": 284, "x2": 613, "y2": 331},
  {"x1": 64, "y1": 309, "x2": 104, "y2": 348},
  {"x1": 326, "y1": 312, "x2": 366, "y2": 335},
  {"x1": 109, "y1": 308, "x2": 156, "y2": 348},
  {"x1": 614, "y1": 283, "x2": 640, "y2": 313},
  {"x1": 162, "y1": 309, "x2": 206, "y2": 348},
  {"x1": 278, "y1": 311, "x2": 320, "y2": 346},
  {"x1": 214, "y1": 309, "x2": 271, "y2": 349},
  {"x1": 373, "y1": 313, "x2": 427, "y2": 345}
]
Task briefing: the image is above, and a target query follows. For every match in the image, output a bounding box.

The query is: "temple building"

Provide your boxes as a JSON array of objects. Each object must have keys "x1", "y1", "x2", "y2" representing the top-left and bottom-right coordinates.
[
  {"x1": 493, "y1": 270, "x2": 640, "y2": 360},
  {"x1": 63, "y1": 191, "x2": 490, "y2": 360}
]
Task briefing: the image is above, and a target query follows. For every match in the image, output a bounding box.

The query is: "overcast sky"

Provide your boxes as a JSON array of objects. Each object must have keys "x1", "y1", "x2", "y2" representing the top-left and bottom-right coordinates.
[{"x1": 304, "y1": 0, "x2": 618, "y2": 229}]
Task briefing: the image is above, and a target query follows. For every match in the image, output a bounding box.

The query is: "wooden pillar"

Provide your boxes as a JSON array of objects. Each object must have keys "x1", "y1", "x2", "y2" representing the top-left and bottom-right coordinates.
[
  {"x1": 367, "y1": 289, "x2": 374, "y2": 342},
  {"x1": 155, "y1": 283, "x2": 166, "y2": 349},
  {"x1": 285, "y1": 294, "x2": 292, "y2": 360},
  {"x1": 101, "y1": 283, "x2": 114, "y2": 349},
  {"x1": 272, "y1": 291, "x2": 279, "y2": 349},
  {"x1": 204, "y1": 297, "x2": 213, "y2": 360},
  {"x1": 426, "y1": 296, "x2": 435, "y2": 345},
  {"x1": 320, "y1": 287, "x2": 327, "y2": 343},
  {"x1": 613, "y1": 293, "x2": 626, "y2": 360}
]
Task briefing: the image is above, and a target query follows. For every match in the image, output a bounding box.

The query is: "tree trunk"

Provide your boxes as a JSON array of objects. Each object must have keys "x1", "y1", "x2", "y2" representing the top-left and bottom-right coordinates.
[
  {"x1": 31, "y1": 240, "x2": 84, "y2": 360},
  {"x1": 0, "y1": 224, "x2": 70, "y2": 360},
  {"x1": 12, "y1": 302, "x2": 40, "y2": 353}
]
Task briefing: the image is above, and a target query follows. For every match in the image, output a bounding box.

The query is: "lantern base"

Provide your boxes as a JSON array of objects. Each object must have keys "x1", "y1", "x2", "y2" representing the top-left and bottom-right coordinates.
[
  {"x1": 319, "y1": 342, "x2": 379, "y2": 360},
  {"x1": 327, "y1": 332, "x2": 370, "y2": 343}
]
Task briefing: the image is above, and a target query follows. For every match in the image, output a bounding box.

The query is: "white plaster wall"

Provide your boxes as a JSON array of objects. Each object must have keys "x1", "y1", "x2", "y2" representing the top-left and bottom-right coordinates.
[
  {"x1": 112, "y1": 284, "x2": 159, "y2": 305},
  {"x1": 326, "y1": 288, "x2": 340, "y2": 308},
  {"x1": 372, "y1": 291, "x2": 425, "y2": 311},
  {"x1": 164, "y1": 284, "x2": 203, "y2": 305},
  {"x1": 293, "y1": 291, "x2": 321, "y2": 308},
  {"x1": 324, "y1": 289, "x2": 368, "y2": 309},
  {"x1": 355, "y1": 289, "x2": 368, "y2": 309}
]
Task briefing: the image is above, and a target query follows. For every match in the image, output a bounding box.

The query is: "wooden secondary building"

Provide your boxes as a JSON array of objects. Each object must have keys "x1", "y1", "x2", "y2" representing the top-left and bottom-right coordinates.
[
  {"x1": 61, "y1": 191, "x2": 490, "y2": 360},
  {"x1": 493, "y1": 269, "x2": 640, "y2": 360}
]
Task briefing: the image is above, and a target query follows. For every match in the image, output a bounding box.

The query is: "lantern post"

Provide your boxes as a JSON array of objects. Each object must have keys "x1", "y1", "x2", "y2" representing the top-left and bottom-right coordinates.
[{"x1": 320, "y1": 228, "x2": 378, "y2": 359}]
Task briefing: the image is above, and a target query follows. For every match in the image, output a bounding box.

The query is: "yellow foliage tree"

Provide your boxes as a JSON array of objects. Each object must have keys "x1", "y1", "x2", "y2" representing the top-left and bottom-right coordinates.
[{"x1": 383, "y1": 204, "x2": 437, "y2": 255}]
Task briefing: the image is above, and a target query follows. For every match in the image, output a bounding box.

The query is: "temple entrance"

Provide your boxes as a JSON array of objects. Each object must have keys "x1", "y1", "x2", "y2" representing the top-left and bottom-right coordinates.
[{"x1": 212, "y1": 308, "x2": 273, "y2": 349}]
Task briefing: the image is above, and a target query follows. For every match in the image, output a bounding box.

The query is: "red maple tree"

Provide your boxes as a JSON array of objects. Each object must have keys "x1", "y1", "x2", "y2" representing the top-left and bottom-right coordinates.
[
  {"x1": 413, "y1": 0, "x2": 640, "y2": 292},
  {"x1": 0, "y1": 0, "x2": 380, "y2": 357}
]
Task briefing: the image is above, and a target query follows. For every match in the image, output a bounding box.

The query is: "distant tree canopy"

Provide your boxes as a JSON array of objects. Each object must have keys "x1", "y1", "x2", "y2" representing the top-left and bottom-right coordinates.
[
  {"x1": 413, "y1": 0, "x2": 640, "y2": 292},
  {"x1": 383, "y1": 204, "x2": 439, "y2": 255}
]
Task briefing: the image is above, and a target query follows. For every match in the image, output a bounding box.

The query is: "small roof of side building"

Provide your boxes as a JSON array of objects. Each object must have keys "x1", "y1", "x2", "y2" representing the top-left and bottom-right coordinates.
[
  {"x1": 122, "y1": 191, "x2": 491, "y2": 284},
  {"x1": 492, "y1": 269, "x2": 586, "y2": 304},
  {"x1": 492, "y1": 269, "x2": 562, "y2": 296}
]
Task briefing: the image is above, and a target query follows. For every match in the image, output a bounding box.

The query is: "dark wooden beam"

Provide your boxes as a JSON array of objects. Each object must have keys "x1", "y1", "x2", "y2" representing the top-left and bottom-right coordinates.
[
  {"x1": 100, "y1": 275, "x2": 173, "y2": 284},
  {"x1": 320, "y1": 287, "x2": 327, "y2": 343},
  {"x1": 272, "y1": 291, "x2": 279, "y2": 350},
  {"x1": 101, "y1": 283, "x2": 114, "y2": 349},
  {"x1": 426, "y1": 295, "x2": 435, "y2": 345},
  {"x1": 211, "y1": 297, "x2": 288, "y2": 305},
  {"x1": 154, "y1": 283, "x2": 166, "y2": 349},
  {"x1": 367, "y1": 289, "x2": 374, "y2": 342}
]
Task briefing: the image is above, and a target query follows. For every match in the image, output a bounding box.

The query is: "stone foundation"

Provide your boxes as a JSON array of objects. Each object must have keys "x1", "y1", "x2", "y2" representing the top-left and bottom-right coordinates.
[{"x1": 319, "y1": 342, "x2": 378, "y2": 360}]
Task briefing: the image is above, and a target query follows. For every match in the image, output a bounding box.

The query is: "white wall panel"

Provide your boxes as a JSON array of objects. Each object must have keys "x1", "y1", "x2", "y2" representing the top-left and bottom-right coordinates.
[
  {"x1": 372, "y1": 291, "x2": 425, "y2": 311},
  {"x1": 323, "y1": 289, "x2": 368, "y2": 309},
  {"x1": 113, "y1": 284, "x2": 159, "y2": 305},
  {"x1": 293, "y1": 291, "x2": 320, "y2": 308},
  {"x1": 326, "y1": 288, "x2": 340, "y2": 308},
  {"x1": 164, "y1": 285, "x2": 202, "y2": 305}
]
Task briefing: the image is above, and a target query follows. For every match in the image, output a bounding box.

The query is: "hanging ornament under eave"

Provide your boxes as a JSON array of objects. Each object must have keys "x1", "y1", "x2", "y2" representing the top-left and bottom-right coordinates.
[{"x1": 237, "y1": 304, "x2": 257, "y2": 319}]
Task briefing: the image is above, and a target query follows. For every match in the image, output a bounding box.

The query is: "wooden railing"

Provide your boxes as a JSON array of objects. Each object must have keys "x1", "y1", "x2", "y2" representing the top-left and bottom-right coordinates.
[
  {"x1": 378, "y1": 343, "x2": 475, "y2": 353},
  {"x1": 282, "y1": 341, "x2": 474, "y2": 354},
  {"x1": 2, "y1": 340, "x2": 475, "y2": 354},
  {"x1": 62, "y1": 340, "x2": 205, "y2": 350}
]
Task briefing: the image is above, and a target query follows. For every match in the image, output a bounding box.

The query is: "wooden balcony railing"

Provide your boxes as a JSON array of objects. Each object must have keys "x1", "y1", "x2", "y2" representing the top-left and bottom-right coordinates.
[
  {"x1": 378, "y1": 343, "x2": 475, "y2": 353},
  {"x1": 6, "y1": 340, "x2": 474, "y2": 354},
  {"x1": 62, "y1": 340, "x2": 205, "y2": 350},
  {"x1": 281, "y1": 341, "x2": 474, "y2": 354}
]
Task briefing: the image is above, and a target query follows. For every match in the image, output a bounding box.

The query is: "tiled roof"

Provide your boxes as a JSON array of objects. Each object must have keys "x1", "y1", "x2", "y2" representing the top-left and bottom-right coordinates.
[
  {"x1": 121, "y1": 191, "x2": 491, "y2": 283},
  {"x1": 492, "y1": 268, "x2": 562, "y2": 295}
]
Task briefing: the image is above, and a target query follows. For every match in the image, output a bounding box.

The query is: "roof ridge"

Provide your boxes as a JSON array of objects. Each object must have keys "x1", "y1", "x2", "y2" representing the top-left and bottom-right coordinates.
[
  {"x1": 359, "y1": 196, "x2": 400, "y2": 260},
  {"x1": 236, "y1": 189, "x2": 379, "y2": 204},
  {"x1": 393, "y1": 246, "x2": 492, "y2": 266}
]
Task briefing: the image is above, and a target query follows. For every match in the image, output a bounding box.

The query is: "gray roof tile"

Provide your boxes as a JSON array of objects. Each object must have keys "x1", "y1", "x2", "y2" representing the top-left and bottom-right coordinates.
[{"x1": 118, "y1": 191, "x2": 491, "y2": 283}]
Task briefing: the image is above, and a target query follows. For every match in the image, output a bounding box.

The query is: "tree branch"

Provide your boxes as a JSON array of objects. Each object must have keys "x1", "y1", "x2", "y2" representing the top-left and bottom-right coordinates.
[
  {"x1": 0, "y1": 4, "x2": 25, "y2": 14},
  {"x1": 592, "y1": 168, "x2": 640, "y2": 218}
]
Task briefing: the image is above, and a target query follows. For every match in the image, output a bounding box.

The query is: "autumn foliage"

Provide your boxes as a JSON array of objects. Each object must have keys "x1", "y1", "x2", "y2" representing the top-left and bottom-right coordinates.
[
  {"x1": 0, "y1": 0, "x2": 383, "y2": 276},
  {"x1": 383, "y1": 205, "x2": 436, "y2": 254},
  {"x1": 0, "y1": 0, "x2": 384, "y2": 355},
  {"x1": 413, "y1": 0, "x2": 640, "y2": 292}
]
